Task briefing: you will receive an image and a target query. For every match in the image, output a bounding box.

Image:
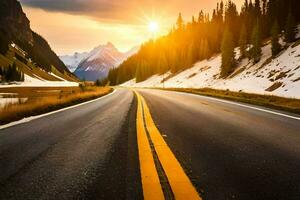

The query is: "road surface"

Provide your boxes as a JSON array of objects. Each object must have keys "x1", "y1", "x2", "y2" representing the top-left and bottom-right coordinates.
[{"x1": 0, "y1": 89, "x2": 299, "y2": 200}]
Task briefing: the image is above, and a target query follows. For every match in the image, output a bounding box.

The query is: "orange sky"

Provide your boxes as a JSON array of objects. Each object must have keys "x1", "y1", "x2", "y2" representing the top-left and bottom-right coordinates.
[{"x1": 21, "y1": 0, "x2": 243, "y2": 55}]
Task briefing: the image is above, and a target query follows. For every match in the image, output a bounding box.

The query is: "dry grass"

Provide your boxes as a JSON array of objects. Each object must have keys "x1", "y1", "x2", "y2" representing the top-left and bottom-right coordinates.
[
  {"x1": 160, "y1": 88, "x2": 300, "y2": 114},
  {"x1": 0, "y1": 86, "x2": 81, "y2": 98},
  {"x1": 0, "y1": 87, "x2": 112, "y2": 125}
]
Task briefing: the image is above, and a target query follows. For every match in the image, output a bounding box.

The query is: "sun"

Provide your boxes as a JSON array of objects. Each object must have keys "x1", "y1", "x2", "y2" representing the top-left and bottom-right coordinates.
[{"x1": 148, "y1": 21, "x2": 159, "y2": 33}]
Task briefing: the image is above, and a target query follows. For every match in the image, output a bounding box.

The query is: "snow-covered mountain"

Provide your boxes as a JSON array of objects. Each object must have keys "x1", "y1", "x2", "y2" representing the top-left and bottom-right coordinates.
[
  {"x1": 122, "y1": 40, "x2": 300, "y2": 99},
  {"x1": 61, "y1": 43, "x2": 138, "y2": 81},
  {"x1": 60, "y1": 52, "x2": 89, "y2": 72}
]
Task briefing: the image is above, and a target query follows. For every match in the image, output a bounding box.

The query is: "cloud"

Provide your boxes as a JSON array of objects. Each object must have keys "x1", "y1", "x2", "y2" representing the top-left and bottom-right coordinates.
[
  {"x1": 21, "y1": 0, "x2": 116, "y2": 12},
  {"x1": 20, "y1": 0, "x2": 171, "y2": 23},
  {"x1": 20, "y1": 0, "x2": 125, "y2": 21},
  {"x1": 20, "y1": 0, "x2": 243, "y2": 23}
]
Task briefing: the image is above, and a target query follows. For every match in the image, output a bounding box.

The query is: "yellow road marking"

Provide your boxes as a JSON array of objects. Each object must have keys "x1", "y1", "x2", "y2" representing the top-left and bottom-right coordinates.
[
  {"x1": 135, "y1": 92, "x2": 165, "y2": 200},
  {"x1": 137, "y1": 92, "x2": 202, "y2": 200}
]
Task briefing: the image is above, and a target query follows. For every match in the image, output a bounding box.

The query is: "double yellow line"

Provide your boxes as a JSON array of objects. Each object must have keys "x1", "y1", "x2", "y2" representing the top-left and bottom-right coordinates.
[{"x1": 135, "y1": 91, "x2": 202, "y2": 200}]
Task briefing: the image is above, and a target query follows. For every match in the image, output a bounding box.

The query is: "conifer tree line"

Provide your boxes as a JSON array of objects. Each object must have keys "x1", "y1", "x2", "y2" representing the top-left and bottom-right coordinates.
[
  {"x1": 106, "y1": 0, "x2": 300, "y2": 85},
  {"x1": 0, "y1": 31, "x2": 9, "y2": 54},
  {"x1": 0, "y1": 63, "x2": 24, "y2": 82}
]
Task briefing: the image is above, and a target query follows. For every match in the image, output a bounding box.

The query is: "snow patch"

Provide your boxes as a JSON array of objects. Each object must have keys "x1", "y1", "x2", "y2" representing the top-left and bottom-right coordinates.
[{"x1": 0, "y1": 74, "x2": 79, "y2": 88}]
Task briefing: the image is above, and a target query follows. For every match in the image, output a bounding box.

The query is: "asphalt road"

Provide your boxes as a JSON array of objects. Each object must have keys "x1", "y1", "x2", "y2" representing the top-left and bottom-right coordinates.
[
  {"x1": 0, "y1": 88, "x2": 299, "y2": 200},
  {"x1": 0, "y1": 89, "x2": 142, "y2": 200},
  {"x1": 139, "y1": 89, "x2": 300, "y2": 200}
]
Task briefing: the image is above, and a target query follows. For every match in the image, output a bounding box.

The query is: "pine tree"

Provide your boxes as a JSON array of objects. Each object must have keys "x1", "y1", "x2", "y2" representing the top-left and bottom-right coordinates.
[
  {"x1": 254, "y1": 0, "x2": 261, "y2": 17},
  {"x1": 192, "y1": 16, "x2": 196, "y2": 25},
  {"x1": 262, "y1": 0, "x2": 267, "y2": 15},
  {"x1": 186, "y1": 43, "x2": 194, "y2": 68},
  {"x1": 250, "y1": 21, "x2": 262, "y2": 63},
  {"x1": 199, "y1": 39, "x2": 211, "y2": 60},
  {"x1": 239, "y1": 24, "x2": 247, "y2": 58},
  {"x1": 176, "y1": 13, "x2": 184, "y2": 30},
  {"x1": 271, "y1": 21, "x2": 281, "y2": 57},
  {"x1": 95, "y1": 79, "x2": 101, "y2": 86},
  {"x1": 0, "y1": 30, "x2": 10, "y2": 55},
  {"x1": 158, "y1": 52, "x2": 168, "y2": 74},
  {"x1": 135, "y1": 63, "x2": 142, "y2": 83},
  {"x1": 199, "y1": 40, "x2": 204, "y2": 60},
  {"x1": 284, "y1": 12, "x2": 296, "y2": 43},
  {"x1": 0, "y1": 67, "x2": 3, "y2": 82},
  {"x1": 198, "y1": 39, "x2": 204, "y2": 60},
  {"x1": 203, "y1": 39, "x2": 211, "y2": 59},
  {"x1": 6, "y1": 65, "x2": 12, "y2": 81},
  {"x1": 221, "y1": 28, "x2": 236, "y2": 78},
  {"x1": 198, "y1": 10, "x2": 204, "y2": 23},
  {"x1": 205, "y1": 13, "x2": 210, "y2": 23}
]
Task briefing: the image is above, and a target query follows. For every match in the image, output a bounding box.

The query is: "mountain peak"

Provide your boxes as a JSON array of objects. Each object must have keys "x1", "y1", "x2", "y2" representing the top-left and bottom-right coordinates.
[
  {"x1": 105, "y1": 42, "x2": 115, "y2": 49},
  {"x1": 71, "y1": 43, "x2": 139, "y2": 81}
]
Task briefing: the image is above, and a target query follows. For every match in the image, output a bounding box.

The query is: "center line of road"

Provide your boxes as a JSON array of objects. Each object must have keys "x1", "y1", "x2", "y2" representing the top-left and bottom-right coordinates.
[
  {"x1": 135, "y1": 91, "x2": 202, "y2": 200},
  {"x1": 136, "y1": 92, "x2": 165, "y2": 200}
]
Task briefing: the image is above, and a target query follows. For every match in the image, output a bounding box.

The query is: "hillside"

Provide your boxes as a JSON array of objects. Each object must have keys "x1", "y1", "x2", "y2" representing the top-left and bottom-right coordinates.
[
  {"x1": 61, "y1": 43, "x2": 138, "y2": 81},
  {"x1": 105, "y1": 0, "x2": 300, "y2": 91},
  {"x1": 0, "y1": 43, "x2": 78, "y2": 87},
  {"x1": 0, "y1": 0, "x2": 77, "y2": 84},
  {"x1": 122, "y1": 40, "x2": 300, "y2": 99}
]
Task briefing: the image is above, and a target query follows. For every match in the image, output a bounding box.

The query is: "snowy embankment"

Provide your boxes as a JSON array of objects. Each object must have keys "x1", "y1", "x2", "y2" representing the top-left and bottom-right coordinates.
[
  {"x1": 0, "y1": 74, "x2": 79, "y2": 88},
  {"x1": 122, "y1": 42, "x2": 300, "y2": 99}
]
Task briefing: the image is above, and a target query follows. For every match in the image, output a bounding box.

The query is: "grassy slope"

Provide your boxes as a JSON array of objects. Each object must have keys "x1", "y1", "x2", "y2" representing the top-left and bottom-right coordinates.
[
  {"x1": 0, "y1": 87, "x2": 113, "y2": 125},
  {"x1": 160, "y1": 88, "x2": 300, "y2": 114},
  {"x1": 0, "y1": 86, "x2": 81, "y2": 97}
]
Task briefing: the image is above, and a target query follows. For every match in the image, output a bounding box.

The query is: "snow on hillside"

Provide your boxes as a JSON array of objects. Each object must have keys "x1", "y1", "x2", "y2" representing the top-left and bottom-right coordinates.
[
  {"x1": 0, "y1": 74, "x2": 79, "y2": 88},
  {"x1": 122, "y1": 41, "x2": 300, "y2": 99}
]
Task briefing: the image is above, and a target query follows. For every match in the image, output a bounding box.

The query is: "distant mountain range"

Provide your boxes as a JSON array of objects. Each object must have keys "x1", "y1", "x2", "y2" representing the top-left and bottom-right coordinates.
[
  {"x1": 60, "y1": 52, "x2": 89, "y2": 73},
  {"x1": 60, "y1": 43, "x2": 139, "y2": 81}
]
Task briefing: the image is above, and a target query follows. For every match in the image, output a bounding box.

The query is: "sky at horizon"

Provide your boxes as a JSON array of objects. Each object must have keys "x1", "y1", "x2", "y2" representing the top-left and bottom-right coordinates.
[{"x1": 20, "y1": 0, "x2": 243, "y2": 55}]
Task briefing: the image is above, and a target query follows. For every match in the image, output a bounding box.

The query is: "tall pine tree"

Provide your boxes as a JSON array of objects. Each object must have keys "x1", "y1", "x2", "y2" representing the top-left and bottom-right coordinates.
[
  {"x1": 284, "y1": 12, "x2": 296, "y2": 43},
  {"x1": 271, "y1": 21, "x2": 281, "y2": 57},
  {"x1": 198, "y1": 10, "x2": 204, "y2": 23},
  {"x1": 250, "y1": 21, "x2": 262, "y2": 63},
  {"x1": 176, "y1": 13, "x2": 184, "y2": 30},
  {"x1": 239, "y1": 24, "x2": 248, "y2": 59},
  {"x1": 221, "y1": 28, "x2": 236, "y2": 78}
]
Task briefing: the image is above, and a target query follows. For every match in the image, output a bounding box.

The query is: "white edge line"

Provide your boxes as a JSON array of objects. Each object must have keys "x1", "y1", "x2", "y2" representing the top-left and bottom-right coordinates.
[
  {"x1": 171, "y1": 90, "x2": 300, "y2": 121},
  {"x1": 0, "y1": 89, "x2": 117, "y2": 130}
]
